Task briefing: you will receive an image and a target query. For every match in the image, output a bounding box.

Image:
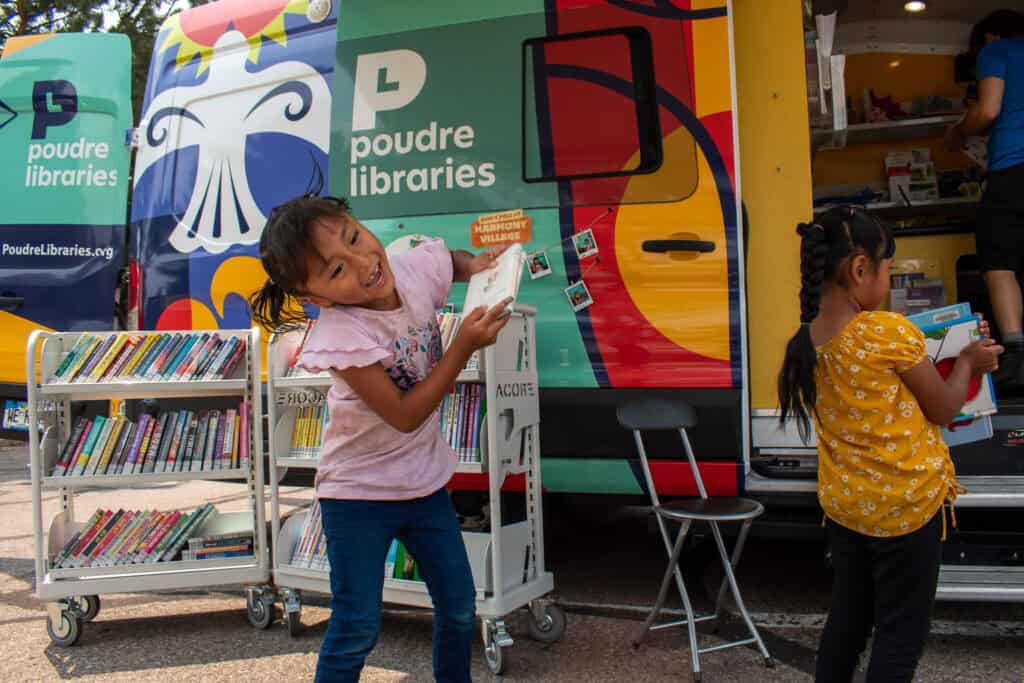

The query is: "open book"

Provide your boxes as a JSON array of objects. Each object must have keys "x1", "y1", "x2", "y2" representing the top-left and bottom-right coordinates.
[{"x1": 462, "y1": 243, "x2": 525, "y2": 314}]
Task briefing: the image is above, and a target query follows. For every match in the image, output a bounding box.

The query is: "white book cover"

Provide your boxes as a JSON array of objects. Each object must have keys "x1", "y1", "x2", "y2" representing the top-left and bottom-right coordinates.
[
  {"x1": 462, "y1": 243, "x2": 524, "y2": 315},
  {"x1": 921, "y1": 316, "x2": 997, "y2": 420}
]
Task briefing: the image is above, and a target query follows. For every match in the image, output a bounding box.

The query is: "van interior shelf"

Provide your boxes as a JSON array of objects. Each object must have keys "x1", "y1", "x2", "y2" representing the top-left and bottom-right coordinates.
[{"x1": 813, "y1": 114, "x2": 962, "y2": 151}]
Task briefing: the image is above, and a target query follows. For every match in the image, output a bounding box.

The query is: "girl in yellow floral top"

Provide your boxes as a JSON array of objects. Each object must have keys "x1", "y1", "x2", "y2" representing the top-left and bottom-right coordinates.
[{"x1": 777, "y1": 206, "x2": 1002, "y2": 683}]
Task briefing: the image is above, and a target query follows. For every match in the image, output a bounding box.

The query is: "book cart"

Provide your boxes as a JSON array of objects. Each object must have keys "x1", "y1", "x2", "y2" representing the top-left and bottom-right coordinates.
[
  {"x1": 259, "y1": 306, "x2": 564, "y2": 674},
  {"x1": 26, "y1": 328, "x2": 268, "y2": 646}
]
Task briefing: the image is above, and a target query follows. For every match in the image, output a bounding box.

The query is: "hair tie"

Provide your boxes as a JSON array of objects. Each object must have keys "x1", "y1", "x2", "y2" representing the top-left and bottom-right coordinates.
[{"x1": 797, "y1": 222, "x2": 824, "y2": 239}]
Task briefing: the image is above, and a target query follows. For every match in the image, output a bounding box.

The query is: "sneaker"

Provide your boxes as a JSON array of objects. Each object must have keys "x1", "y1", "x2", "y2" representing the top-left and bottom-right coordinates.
[{"x1": 993, "y1": 341, "x2": 1024, "y2": 392}]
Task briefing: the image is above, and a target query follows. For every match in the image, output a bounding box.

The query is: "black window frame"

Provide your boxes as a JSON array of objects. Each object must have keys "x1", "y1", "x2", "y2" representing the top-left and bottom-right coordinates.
[{"x1": 521, "y1": 25, "x2": 663, "y2": 185}]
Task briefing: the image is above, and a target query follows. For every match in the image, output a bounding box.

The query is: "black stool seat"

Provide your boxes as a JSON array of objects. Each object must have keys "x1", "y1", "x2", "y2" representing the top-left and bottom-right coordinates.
[{"x1": 656, "y1": 497, "x2": 764, "y2": 522}]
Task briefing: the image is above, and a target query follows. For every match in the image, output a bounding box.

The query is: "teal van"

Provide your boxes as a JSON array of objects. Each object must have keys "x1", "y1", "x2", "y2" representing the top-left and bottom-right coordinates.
[{"x1": 0, "y1": 33, "x2": 132, "y2": 436}]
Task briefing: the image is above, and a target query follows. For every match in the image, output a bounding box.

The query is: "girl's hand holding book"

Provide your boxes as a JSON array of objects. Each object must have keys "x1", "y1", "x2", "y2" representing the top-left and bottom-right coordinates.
[
  {"x1": 455, "y1": 298, "x2": 513, "y2": 354},
  {"x1": 466, "y1": 246, "x2": 508, "y2": 275},
  {"x1": 960, "y1": 338, "x2": 1003, "y2": 377}
]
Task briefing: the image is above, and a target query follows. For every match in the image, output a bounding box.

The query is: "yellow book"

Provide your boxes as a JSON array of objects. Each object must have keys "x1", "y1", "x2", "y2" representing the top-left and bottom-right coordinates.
[
  {"x1": 312, "y1": 406, "x2": 325, "y2": 456},
  {"x1": 92, "y1": 417, "x2": 124, "y2": 475},
  {"x1": 231, "y1": 414, "x2": 241, "y2": 468},
  {"x1": 302, "y1": 407, "x2": 315, "y2": 457},
  {"x1": 63, "y1": 336, "x2": 102, "y2": 383},
  {"x1": 122, "y1": 334, "x2": 157, "y2": 377},
  {"x1": 89, "y1": 334, "x2": 129, "y2": 381},
  {"x1": 289, "y1": 408, "x2": 303, "y2": 456}
]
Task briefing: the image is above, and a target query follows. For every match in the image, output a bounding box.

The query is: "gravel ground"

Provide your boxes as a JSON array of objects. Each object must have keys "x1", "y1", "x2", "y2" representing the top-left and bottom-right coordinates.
[{"x1": 2, "y1": 439, "x2": 1023, "y2": 682}]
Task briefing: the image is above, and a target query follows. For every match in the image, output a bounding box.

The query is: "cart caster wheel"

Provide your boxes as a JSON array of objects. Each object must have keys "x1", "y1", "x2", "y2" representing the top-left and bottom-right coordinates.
[
  {"x1": 71, "y1": 595, "x2": 100, "y2": 623},
  {"x1": 764, "y1": 656, "x2": 776, "y2": 668},
  {"x1": 692, "y1": 672, "x2": 702, "y2": 683},
  {"x1": 47, "y1": 611, "x2": 81, "y2": 647},
  {"x1": 526, "y1": 603, "x2": 566, "y2": 643},
  {"x1": 484, "y1": 638, "x2": 506, "y2": 675},
  {"x1": 247, "y1": 595, "x2": 278, "y2": 630},
  {"x1": 285, "y1": 607, "x2": 304, "y2": 637}
]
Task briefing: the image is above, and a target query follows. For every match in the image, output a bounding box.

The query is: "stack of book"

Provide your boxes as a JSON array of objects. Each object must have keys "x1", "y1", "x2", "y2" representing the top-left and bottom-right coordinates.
[
  {"x1": 182, "y1": 532, "x2": 254, "y2": 561},
  {"x1": 49, "y1": 331, "x2": 246, "y2": 384},
  {"x1": 289, "y1": 406, "x2": 328, "y2": 459},
  {"x1": 290, "y1": 498, "x2": 328, "y2": 571},
  {"x1": 50, "y1": 405, "x2": 249, "y2": 477},
  {"x1": 441, "y1": 384, "x2": 485, "y2": 464},
  {"x1": 51, "y1": 503, "x2": 218, "y2": 568}
]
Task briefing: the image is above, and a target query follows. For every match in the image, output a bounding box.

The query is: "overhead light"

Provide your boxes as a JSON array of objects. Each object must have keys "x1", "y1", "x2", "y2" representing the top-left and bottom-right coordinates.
[
  {"x1": 904, "y1": 1, "x2": 927, "y2": 12},
  {"x1": 889, "y1": 60, "x2": 902, "y2": 68}
]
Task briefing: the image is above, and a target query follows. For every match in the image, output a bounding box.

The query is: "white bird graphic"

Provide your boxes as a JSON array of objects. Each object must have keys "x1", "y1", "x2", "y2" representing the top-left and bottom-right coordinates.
[{"x1": 134, "y1": 30, "x2": 331, "y2": 254}]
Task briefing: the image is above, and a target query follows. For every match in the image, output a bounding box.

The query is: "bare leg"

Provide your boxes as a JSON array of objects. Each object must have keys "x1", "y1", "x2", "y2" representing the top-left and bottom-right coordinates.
[{"x1": 983, "y1": 270, "x2": 1024, "y2": 338}]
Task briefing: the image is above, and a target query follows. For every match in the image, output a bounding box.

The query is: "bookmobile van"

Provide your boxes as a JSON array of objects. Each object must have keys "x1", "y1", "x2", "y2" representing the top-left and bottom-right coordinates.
[{"x1": 1, "y1": 0, "x2": 1022, "y2": 600}]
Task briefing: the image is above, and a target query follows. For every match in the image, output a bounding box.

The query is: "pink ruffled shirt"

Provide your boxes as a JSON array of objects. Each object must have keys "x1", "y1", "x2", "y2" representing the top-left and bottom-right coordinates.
[{"x1": 298, "y1": 239, "x2": 457, "y2": 500}]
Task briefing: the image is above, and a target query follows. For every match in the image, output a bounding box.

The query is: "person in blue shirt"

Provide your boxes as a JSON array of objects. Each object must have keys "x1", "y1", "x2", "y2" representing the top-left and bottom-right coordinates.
[{"x1": 948, "y1": 9, "x2": 1024, "y2": 390}]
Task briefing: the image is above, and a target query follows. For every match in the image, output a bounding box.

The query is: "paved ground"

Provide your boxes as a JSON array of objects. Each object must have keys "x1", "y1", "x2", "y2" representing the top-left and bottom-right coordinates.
[{"x1": 2, "y1": 439, "x2": 1023, "y2": 682}]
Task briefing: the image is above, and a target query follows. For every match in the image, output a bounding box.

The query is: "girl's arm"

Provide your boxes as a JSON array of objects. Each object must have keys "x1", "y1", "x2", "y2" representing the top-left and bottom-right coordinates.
[
  {"x1": 451, "y1": 247, "x2": 506, "y2": 283},
  {"x1": 902, "y1": 335, "x2": 1002, "y2": 426},
  {"x1": 337, "y1": 300, "x2": 511, "y2": 433}
]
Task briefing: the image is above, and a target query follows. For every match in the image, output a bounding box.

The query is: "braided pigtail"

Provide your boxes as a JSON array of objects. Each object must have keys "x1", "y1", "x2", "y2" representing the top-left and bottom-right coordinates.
[{"x1": 778, "y1": 222, "x2": 828, "y2": 442}]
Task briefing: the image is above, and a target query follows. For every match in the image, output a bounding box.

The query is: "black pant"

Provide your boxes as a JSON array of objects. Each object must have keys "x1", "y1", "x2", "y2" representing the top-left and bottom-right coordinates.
[{"x1": 816, "y1": 513, "x2": 943, "y2": 683}]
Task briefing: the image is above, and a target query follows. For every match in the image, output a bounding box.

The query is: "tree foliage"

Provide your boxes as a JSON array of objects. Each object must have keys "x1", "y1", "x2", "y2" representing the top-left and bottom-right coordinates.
[{"x1": 1, "y1": 1, "x2": 207, "y2": 120}]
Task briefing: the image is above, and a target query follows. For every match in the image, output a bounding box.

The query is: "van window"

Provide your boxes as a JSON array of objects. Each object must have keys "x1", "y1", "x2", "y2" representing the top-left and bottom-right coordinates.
[{"x1": 523, "y1": 27, "x2": 662, "y2": 183}]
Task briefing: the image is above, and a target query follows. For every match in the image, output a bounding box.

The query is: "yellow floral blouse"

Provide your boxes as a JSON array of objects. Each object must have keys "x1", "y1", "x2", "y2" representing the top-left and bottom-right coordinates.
[{"x1": 814, "y1": 310, "x2": 958, "y2": 538}]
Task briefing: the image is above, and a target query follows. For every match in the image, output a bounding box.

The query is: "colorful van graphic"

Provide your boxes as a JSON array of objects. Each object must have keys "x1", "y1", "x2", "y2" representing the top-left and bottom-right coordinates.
[
  {"x1": 0, "y1": 34, "x2": 132, "y2": 430},
  {"x1": 132, "y1": 0, "x2": 746, "y2": 496}
]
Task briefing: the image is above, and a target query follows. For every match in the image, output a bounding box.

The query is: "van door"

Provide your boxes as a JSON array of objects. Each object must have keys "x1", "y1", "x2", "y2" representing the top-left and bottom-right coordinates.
[{"x1": 0, "y1": 34, "x2": 132, "y2": 424}]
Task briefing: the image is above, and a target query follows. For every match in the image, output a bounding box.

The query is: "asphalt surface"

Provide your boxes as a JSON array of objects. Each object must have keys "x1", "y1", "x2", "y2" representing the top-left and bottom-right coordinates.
[{"x1": 2, "y1": 439, "x2": 1023, "y2": 682}]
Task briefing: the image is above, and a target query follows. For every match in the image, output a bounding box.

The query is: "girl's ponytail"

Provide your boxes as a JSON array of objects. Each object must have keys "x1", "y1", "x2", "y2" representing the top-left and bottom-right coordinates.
[
  {"x1": 778, "y1": 222, "x2": 828, "y2": 442},
  {"x1": 248, "y1": 278, "x2": 307, "y2": 333}
]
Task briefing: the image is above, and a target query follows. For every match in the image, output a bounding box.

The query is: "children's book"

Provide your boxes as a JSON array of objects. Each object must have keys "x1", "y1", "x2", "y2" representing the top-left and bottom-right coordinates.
[
  {"x1": 907, "y1": 304, "x2": 997, "y2": 445},
  {"x1": 462, "y1": 243, "x2": 524, "y2": 315}
]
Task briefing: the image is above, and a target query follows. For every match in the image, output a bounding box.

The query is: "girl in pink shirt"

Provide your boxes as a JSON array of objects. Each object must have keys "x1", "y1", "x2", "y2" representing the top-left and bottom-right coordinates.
[{"x1": 250, "y1": 195, "x2": 509, "y2": 683}]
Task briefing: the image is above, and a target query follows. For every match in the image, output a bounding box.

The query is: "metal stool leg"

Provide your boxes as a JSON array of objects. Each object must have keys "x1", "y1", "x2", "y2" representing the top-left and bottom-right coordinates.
[
  {"x1": 708, "y1": 520, "x2": 772, "y2": 661},
  {"x1": 713, "y1": 519, "x2": 754, "y2": 620},
  {"x1": 634, "y1": 518, "x2": 703, "y2": 680}
]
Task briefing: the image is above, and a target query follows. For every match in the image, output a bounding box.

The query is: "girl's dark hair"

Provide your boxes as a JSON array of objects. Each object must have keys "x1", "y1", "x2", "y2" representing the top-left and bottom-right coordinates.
[
  {"x1": 777, "y1": 206, "x2": 894, "y2": 441},
  {"x1": 970, "y1": 9, "x2": 1024, "y2": 53},
  {"x1": 248, "y1": 194, "x2": 351, "y2": 332}
]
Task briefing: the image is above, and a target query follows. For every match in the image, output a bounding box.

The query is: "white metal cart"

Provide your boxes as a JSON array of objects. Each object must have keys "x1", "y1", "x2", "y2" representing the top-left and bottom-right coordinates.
[
  {"x1": 259, "y1": 306, "x2": 564, "y2": 674},
  {"x1": 26, "y1": 328, "x2": 268, "y2": 646}
]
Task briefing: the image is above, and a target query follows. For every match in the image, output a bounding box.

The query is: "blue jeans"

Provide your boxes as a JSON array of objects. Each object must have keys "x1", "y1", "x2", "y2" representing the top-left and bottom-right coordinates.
[{"x1": 314, "y1": 488, "x2": 476, "y2": 683}]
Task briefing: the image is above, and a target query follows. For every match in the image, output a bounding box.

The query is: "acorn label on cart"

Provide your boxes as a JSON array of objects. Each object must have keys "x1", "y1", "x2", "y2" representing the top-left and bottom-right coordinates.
[
  {"x1": 275, "y1": 389, "x2": 326, "y2": 406},
  {"x1": 496, "y1": 382, "x2": 536, "y2": 399}
]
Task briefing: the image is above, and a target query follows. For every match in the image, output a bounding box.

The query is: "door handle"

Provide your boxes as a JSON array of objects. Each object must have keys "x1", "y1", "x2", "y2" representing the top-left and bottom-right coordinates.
[
  {"x1": 0, "y1": 296, "x2": 25, "y2": 312},
  {"x1": 642, "y1": 239, "x2": 715, "y2": 254}
]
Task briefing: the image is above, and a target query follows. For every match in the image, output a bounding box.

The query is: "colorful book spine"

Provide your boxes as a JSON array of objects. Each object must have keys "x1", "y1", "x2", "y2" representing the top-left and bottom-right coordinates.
[
  {"x1": 122, "y1": 334, "x2": 156, "y2": 377},
  {"x1": 152, "y1": 411, "x2": 178, "y2": 473},
  {"x1": 53, "y1": 509, "x2": 104, "y2": 568},
  {"x1": 92, "y1": 335, "x2": 132, "y2": 381},
  {"x1": 72, "y1": 416, "x2": 107, "y2": 476},
  {"x1": 192, "y1": 411, "x2": 211, "y2": 472},
  {"x1": 172, "y1": 333, "x2": 209, "y2": 381},
  {"x1": 145, "y1": 333, "x2": 184, "y2": 380},
  {"x1": 120, "y1": 414, "x2": 148, "y2": 474},
  {"x1": 163, "y1": 410, "x2": 191, "y2": 473},
  {"x1": 161, "y1": 334, "x2": 199, "y2": 379},
  {"x1": 76, "y1": 509, "x2": 125, "y2": 567},
  {"x1": 132, "y1": 511, "x2": 179, "y2": 564},
  {"x1": 239, "y1": 403, "x2": 249, "y2": 468},
  {"x1": 53, "y1": 335, "x2": 94, "y2": 380},
  {"x1": 104, "y1": 336, "x2": 142, "y2": 381},
  {"x1": 140, "y1": 412, "x2": 170, "y2": 474},
  {"x1": 231, "y1": 412, "x2": 241, "y2": 468},
  {"x1": 64, "y1": 509, "x2": 113, "y2": 567},
  {"x1": 181, "y1": 411, "x2": 203, "y2": 473},
  {"x1": 211, "y1": 411, "x2": 226, "y2": 470},
  {"x1": 68, "y1": 335, "x2": 111, "y2": 383},
  {"x1": 53, "y1": 416, "x2": 90, "y2": 476},
  {"x1": 85, "y1": 416, "x2": 120, "y2": 476},
  {"x1": 221, "y1": 409, "x2": 236, "y2": 470},
  {"x1": 133, "y1": 334, "x2": 170, "y2": 378},
  {"x1": 191, "y1": 336, "x2": 225, "y2": 380},
  {"x1": 157, "y1": 504, "x2": 214, "y2": 563},
  {"x1": 200, "y1": 336, "x2": 236, "y2": 380},
  {"x1": 105, "y1": 418, "x2": 135, "y2": 475}
]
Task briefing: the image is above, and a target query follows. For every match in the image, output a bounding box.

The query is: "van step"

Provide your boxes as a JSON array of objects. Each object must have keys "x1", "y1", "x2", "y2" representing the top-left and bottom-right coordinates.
[
  {"x1": 955, "y1": 476, "x2": 1024, "y2": 507},
  {"x1": 937, "y1": 565, "x2": 1024, "y2": 602}
]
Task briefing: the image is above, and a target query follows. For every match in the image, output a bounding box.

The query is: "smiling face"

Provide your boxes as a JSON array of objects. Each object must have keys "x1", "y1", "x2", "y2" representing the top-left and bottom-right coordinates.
[{"x1": 300, "y1": 212, "x2": 400, "y2": 311}]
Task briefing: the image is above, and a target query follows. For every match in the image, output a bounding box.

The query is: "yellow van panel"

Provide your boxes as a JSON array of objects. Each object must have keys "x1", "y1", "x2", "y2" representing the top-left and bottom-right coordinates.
[{"x1": 733, "y1": 0, "x2": 814, "y2": 410}]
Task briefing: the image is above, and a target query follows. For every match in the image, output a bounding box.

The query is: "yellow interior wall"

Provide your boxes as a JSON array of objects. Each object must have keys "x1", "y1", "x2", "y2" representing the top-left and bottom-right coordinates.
[
  {"x1": 734, "y1": 0, "x2": 813, "y2": 410},
  {"x1": 893, "y1": 233, "x2": 977, "y2": 305},
  {"x1": 815, "y1": 138, "x2": 972, "y2": 187},
  {"x1": 814, "y1": 52, "x2": 971, "y2": 188}
]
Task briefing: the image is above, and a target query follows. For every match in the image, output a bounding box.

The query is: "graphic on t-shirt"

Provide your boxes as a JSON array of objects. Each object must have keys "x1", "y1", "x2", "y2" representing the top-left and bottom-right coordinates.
[{"x1": 388, "y1": 319, "x2": 443, "y2": 390}]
